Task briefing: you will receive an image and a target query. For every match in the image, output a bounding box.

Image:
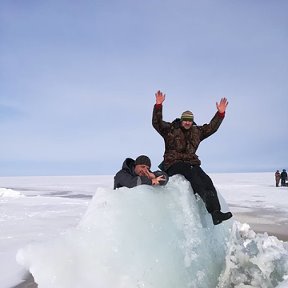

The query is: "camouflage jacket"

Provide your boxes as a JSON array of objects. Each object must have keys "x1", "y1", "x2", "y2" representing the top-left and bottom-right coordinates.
[{"x1": 152, "y1": 104, "x2": 225, "y2": 170}]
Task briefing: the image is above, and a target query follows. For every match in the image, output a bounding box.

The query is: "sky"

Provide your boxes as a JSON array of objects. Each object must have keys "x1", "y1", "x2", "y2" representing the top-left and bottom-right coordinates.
[{"x1": 1, "y1": 0, "x2": 288, "y2": 176}]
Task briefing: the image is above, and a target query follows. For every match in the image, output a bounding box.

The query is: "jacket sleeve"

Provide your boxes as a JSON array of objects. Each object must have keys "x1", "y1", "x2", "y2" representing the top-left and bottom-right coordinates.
[
  {"x1": 152, "y1": 104, "x2": 171, "y2": 136},
  {"x1": 114, "y1": 170, "x2": 152, "y2": 189},
  {"x1": 153, "y1": 170, "x2": 169, "y2": 186},
  {"x1": 199, "y1": 111, "x2": 225, "y2": 141}
]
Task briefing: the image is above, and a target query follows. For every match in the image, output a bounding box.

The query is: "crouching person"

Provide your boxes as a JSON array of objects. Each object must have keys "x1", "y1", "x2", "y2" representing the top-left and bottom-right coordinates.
[{"x1": 114, "y1": 155, "x2": 169, "y2": 189}]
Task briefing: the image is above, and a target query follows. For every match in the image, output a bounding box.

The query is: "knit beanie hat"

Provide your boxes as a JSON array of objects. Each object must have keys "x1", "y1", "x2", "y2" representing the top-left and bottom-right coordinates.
[
  {"x1": 181, "y1": 110, "x2": 194, "y2": 122},
  {"x1": 135, "y1": 155, "x2": 151, "y2": 168}
]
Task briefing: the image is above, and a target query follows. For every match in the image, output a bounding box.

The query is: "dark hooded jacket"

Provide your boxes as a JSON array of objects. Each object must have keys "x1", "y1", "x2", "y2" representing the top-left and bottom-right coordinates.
[
  {"x1": 280, "y1": 170, "x2": 287, "y2": 181},
  {"x1": 114, "y1": 158, "x2": 168, "y2": 189},
  {"x1": 152, "y1": 104, "x2": 225, "y2": 171}
]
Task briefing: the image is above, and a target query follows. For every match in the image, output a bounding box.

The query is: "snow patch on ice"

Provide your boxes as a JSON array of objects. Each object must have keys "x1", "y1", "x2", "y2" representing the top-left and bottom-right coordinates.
[{"x1": 0, "y1": 187, "x2": 24, "y2": 198}]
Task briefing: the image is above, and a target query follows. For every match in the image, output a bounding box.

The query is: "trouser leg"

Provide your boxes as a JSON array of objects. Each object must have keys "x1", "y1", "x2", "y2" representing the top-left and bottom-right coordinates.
[
  {"x1": 167, "y1": 162, "x2": 221, "y2": 213},
  {"x1": 166, "y1": 161, "x2": 193, "y2": 181},
  {"x1": 189, "y1": 166, "x2": 221, "y2": 213}
]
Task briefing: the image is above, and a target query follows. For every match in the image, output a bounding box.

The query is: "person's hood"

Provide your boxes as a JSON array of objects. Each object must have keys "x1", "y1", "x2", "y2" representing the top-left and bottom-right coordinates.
[
  {"x1": 172, "y1": 118, "x2": 182, "y2": 128},
  {"x1": 121, "y1": 158, "x2": 136, "y2": 173}
]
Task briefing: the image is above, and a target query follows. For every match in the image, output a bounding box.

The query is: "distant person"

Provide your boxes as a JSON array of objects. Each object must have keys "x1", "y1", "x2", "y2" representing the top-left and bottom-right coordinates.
[
  {"x1": 280, "y1": 169, "x2": 287, "y2": 187},
  {"x1": 152, "y1": 90, "x2": 232, "y2": 225},
  {"x1": 275, "y1": 170, "x2": 281, "y2": 187},
  {"x1": 114, "y1": 155, "x2": 169, "y2": 189}
]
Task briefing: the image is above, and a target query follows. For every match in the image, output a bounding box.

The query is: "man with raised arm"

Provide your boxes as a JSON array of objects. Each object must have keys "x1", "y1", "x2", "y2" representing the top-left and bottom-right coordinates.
[{"x1": 152, "y1": 90, "x2": 232, "y2": 225}]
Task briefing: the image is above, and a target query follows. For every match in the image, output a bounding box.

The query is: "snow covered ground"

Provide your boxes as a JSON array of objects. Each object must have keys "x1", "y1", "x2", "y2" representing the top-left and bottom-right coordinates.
[{"x1": 1, "y1": 173, "x2": 288, "y2": 288}]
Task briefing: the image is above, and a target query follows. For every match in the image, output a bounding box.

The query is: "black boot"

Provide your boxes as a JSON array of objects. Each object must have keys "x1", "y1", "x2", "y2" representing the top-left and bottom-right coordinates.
[{"x1": 212, "y1": 211, "x2": 233, "y2": 225}]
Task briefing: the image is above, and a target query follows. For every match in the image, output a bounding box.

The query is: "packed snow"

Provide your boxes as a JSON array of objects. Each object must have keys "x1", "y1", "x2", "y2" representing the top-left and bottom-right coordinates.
[{"x1": 1, "y1": 173, "x2": 288, "y2": 288}]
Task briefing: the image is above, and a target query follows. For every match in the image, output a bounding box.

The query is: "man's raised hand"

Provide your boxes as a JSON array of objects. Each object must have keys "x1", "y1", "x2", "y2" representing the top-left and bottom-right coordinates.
[
  {"x1": 216, "y1": 97, "x2": 228, "y2": 113},
  {"x1": 155, "y1": 90, "x2": 166, "y2": 105}
]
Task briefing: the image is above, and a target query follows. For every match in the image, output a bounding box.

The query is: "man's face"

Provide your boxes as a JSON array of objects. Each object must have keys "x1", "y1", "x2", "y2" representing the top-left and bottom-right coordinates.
[
  {"x1": 181, "y1": 120, "x2": 193, "y2": 130},
  {"x1": 135, "y1": 164, "x2": 150, "y2": 176}
]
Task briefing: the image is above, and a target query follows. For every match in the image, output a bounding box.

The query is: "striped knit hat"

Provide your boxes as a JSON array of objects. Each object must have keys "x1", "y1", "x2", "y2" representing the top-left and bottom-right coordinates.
[{"x1": 180, "y1": 110, "x2": 194, "y2": 122}]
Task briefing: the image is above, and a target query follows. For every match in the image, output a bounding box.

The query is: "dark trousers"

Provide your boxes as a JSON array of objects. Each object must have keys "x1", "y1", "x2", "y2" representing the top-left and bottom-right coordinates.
[{"x1": 166, "y1": 162, "x2": 221, "y2": 214}]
